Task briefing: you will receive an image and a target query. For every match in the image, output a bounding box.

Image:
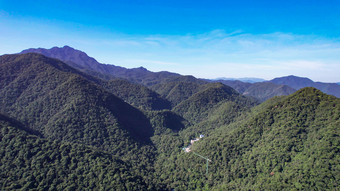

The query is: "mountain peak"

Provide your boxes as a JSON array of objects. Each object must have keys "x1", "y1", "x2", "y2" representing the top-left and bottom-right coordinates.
[
  {"x1": 270, "y1": 75, "x2": 340, "y2": 97},
  {"x1": 135, "y1": 66, "x2": 148, "y2": 71},
  {"x1": 62, "y1": 45, "x2": 74, "y2": 49},
  {"x1": 270, "y1": 75, "x2": 314, "y2": 89},
  {"x1": 20, "y1": 45, "x2": 101, "y2": 71}
]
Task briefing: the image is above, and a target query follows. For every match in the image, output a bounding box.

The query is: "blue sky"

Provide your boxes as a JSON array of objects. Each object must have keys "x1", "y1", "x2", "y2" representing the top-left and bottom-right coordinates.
[{"x1": 1, "y1": 0, "x2": 340, "y2": 82}]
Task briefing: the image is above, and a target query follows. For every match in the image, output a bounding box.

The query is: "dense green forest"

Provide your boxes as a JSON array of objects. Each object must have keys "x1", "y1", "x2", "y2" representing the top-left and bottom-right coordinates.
[
  {"x1": 0, "y1": 114, "x2": 150, "y2": 190},
  {"x1": 0, "y1": 53, "x2": 339, "y2": 190}
]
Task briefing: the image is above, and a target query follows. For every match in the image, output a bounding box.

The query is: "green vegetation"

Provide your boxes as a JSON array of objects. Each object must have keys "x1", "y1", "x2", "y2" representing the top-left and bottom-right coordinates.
[
  {"x1": 104, "y1": 79, "x2": 171, "y2": 110},
  {"x1": 173, "y1": 83, "x2": 258, "y2": 124},
  {"x1": 151, "y1": 81, "x2": 203, "y2": 107},
  {"x1": 1, "y1": 53, "x2": 339, "y2": 190},
  {"x1": 0, "y1": 53, "x2": 162, "y2": 189},
  {"x1": 0, "y1": 114, "x2": 150, "y2": 190},
  {"x1": 197, "y1": 88, "x2": 339, "y2": 190}
]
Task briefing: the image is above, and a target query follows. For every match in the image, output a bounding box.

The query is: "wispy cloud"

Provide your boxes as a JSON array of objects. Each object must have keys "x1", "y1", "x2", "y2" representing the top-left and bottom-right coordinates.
[
  {"x1": 1, "y1": 19, "x2": 339, "y2": 82},
  {"x1": 84, "y1": 30, "x2": 340, "y2": 81}
]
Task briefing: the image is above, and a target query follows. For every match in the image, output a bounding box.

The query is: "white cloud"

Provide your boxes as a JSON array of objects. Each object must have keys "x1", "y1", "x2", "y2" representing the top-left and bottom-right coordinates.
[
  {"x1": 90, "y1": 31, "x2": 340, "y2": 82},
  {"x1": 1, "y1": 19, "x2": 339, "y2": 82}
]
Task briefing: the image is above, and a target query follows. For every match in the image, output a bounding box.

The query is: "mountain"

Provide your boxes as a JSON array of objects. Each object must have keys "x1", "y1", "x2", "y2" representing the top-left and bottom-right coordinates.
[
  {"x1": 0, "y1": 53, "x2": 173, "y2": 188},
  {"x1": 271, "y1": 75, "x2": 340, "y2": 98},
  {"x1": 21, "y1": 47, "x2": 172, "y2": 110},
  {"x1": 2, "y1": 47, "x2": 338, "y2": 190},
  {"x1": 215, "y1": 80, "x2": 296, "y2": 102},
  {"x1": 214, "y1": 77, "x2": 266, "y2": 83},
  {"x1": 155, "y1": 87, "x2": 340, "y2": 190},
  {"x1": 0, "y1": 113, "x2": 151, "y2": 190},
  {"x1": 0, "y1": 53, "x2": 156, "y2": 155},
  {"x1": 213, "y1": 79, "x2": 252, "y2": 93},
  {"x1": 173, "y1": 83, "x2": 258, "y2": 124},
  {"x1": 242, "y1": 82, "x2": 296, "y2": 102},
  {"x1": 152, "y1": 81, "x2": 204, "y2": 107},
  {"x1": 21, "y1": 46, "x2": 104, "y2": 72},
  {"x1": 104, "y1": 78, "x2": 172, "y2": 110},
  {"x1": 20, "y1": 46, "x2": 181, "y2": 86}
]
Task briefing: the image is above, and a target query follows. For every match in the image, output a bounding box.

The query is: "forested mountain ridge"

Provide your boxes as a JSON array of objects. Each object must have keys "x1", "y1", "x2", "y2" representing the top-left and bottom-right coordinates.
[
  {"x1": 152, "y1": 87, "x2": 339, "y2": 190},
  {"x1": 197, "y1": 87, "x2": 340, "y2": 190},
  {"x1": 104, "y1": 79, "x2": 172, "y2": 110},
  {"x1": 0, "y1": 53, "x2": 171, "y2": 189},
  {"x1": 173, "y1": 82, "x2": 258, "y2": 124},
  {"x1": 0, "y1": 53, "x2": 159, "y2": 159},
  {"x1": 151, "y1": 81, "x2": 204, "y2": 107}
]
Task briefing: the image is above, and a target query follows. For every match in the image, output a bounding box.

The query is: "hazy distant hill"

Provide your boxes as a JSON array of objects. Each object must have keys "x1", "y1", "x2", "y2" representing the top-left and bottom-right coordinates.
[
  {"x1": 271, "y1": 75, "x2": 340, "y2": 97},
  {"x1": 243, "y1": 82, "x2": 296, "y2": 102},
  {"x1": 214, "y1": 80, "x2": 296, "y2": 102},
  {"x1": 21, "y1": 46, "x2": 181, "y2": 86},
  {"x1": 213, "y1": 79, "x2": 252, "y2": 93},
  {"x1": 214, "y1": 77, "x2": 266, "y2": 83}
]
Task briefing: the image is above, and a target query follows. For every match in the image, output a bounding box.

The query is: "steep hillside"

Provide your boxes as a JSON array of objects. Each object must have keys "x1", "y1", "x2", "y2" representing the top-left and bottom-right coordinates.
[
  {"x1": 0, "y1": 53, "x2": 154, "y2": 154},
  {"x1": 271, "y1": 75, "x2": 340, "y2": 97},
  {"x1": 173, "y1": 83, "x2": 258, "y2": 124},
  {"x1": 20, "y1": 47, "x2": 172, "y2": 111},
  {"x1": 152, "y1": 81, "x2": 202, "y2": 107},
  {"x1": 104, "y1": 79, "x2": 171, "y2": 110},
  {"x1": 0, "y1": 113, "x2": 150, "y2": 190},
  {"x1": 153, "y1": 87, "x2": 339, "y2": 190},
  {"x1": 199, "y1": 88, "x2": 339, "y2": 190},
  {"x1": 21, "y1": 46, "x2": 181, "y2": 86}
]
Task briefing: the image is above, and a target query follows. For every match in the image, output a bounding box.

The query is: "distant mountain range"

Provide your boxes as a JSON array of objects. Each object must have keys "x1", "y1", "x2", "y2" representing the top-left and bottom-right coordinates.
[
  {"x1": 270, "y1": 75, "x2": 340, "y2": 97},
  {"x1": 213, "y1": 77, "x2": 266, "y2": 83},
  {"x1": 1, "y1": 46, "x2": 339, "y2": 190},
  {"x1": 20, "y1": 46, "x2": 340, "y2": 100},
  {"x1": 213, "y1": 75, "x2": 340, "y2": 99}
]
